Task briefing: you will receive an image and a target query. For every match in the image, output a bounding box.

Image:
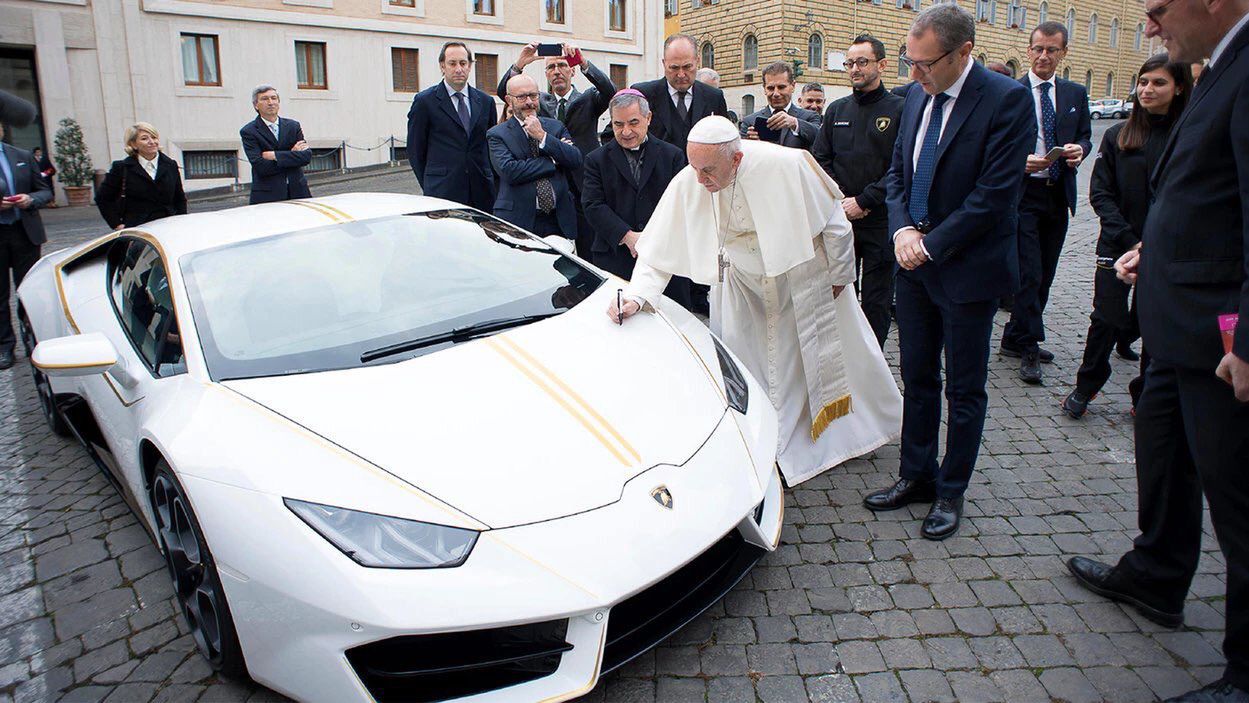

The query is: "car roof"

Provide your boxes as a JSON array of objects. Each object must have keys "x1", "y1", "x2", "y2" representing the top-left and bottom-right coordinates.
[{"x1": 120, "y1": 193, "x2": 468, "y2": 262}]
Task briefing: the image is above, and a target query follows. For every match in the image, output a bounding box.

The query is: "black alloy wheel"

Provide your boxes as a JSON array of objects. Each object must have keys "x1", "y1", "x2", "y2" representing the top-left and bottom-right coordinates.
[
  {"x1": 150, "y1": 461, "x2": 248, "y2": 680},
  {"x1": 17, "y1": 311, "x2": 72, "y2": 437}
]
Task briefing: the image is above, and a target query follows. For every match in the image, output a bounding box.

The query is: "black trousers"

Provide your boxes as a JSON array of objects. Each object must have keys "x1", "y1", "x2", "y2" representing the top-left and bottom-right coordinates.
[
  {"x1": 1075, "y1": 265, "x2": 1138, "y2": 398},
  {"x1": 895, "y1": 272, "x2": 998, "y2": 499},
  {"x1": 1117, "y1": 361, "x2": 1249, "y2": 689},
  {"x1": 853, "y1": 219, "x2": 894, "y2": 348},
  {"x1": 1, "y1": 223, "x2": 41, "y2": 353},
  {"x1": 1003, "y1": 179, "x2": 1069, "y2": 351}
]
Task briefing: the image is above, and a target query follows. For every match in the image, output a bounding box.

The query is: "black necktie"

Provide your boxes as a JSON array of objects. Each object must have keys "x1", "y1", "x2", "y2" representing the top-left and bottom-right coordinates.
[
  {"x1": 529, "y1": 137, "x2": 556, "y2": 213},
  {"x1": 557, "y1": 98, "x2": 568, "y2": 123},
  {"x1": 675, "y1": 91, "x2": 689, "y2": 123},
  {"x1": 454, "y1": 92, "x2": 471, "y2": 132}
]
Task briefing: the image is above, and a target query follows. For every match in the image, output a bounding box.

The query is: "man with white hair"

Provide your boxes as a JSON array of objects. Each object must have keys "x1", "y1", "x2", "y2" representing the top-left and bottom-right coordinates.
[
  {"x1": 694, "y1": 67, "x2": 720, "y2": 89},
  {"x1": 608, "y1": 116, "x2": 902, "y2": 485}
]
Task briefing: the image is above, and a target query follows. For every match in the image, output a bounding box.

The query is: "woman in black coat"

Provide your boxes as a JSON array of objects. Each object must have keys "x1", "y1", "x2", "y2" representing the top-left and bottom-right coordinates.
[
  {"x1": 96, "y1": 122, "x2": 188, "y2": 230},
  {"x1": 1061, "y1": 54, "x2": 1192, "y2": 419}
]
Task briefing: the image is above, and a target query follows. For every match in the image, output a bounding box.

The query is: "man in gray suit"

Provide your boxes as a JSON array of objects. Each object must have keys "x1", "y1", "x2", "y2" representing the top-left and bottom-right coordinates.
[
  {"x1": 740, "y1": 62, "x2": 820, "y2": 150},
  {"x1": 496, "y1": 42, "x2": 615, "y2": 156},
  {"x1": 0, "y1": 136, "x2": 52, "y2": 370}
]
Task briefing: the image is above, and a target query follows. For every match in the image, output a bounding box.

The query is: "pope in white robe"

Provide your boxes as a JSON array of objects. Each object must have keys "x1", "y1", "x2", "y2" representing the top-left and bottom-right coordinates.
[{"x1": 607, "y1": 116, "x2": 902, "y2": 486}]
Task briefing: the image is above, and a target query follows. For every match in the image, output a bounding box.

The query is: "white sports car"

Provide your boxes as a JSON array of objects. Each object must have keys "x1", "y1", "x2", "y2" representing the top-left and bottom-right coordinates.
[{"x1": 17, "y1": 193, "x2": 783, "y2": 703}]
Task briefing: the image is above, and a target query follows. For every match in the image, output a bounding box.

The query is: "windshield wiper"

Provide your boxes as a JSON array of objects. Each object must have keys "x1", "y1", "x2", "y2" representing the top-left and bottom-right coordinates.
[{"x1": 360, "y1": 313, "x2": 561, "y2": 363}]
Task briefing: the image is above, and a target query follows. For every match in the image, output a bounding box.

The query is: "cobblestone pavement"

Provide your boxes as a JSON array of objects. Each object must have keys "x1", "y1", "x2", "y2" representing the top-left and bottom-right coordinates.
[{"x1": 1, "y1": 124, "x2": 1229, "y2": 702}]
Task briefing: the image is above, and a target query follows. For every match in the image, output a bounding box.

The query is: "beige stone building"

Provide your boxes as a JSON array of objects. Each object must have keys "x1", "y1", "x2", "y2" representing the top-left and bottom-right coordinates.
[
  {"x1": 677, "y1": 0, "x2": 1160, "y2": 116},
  {"x1": 1, "y1": 0, "x2": 665, "y2": 196}
]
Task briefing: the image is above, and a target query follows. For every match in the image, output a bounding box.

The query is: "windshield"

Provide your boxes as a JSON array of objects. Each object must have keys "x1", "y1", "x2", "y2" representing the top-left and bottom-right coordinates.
[{"x1": 181, "y1": 210, "x2": 602, "y2": 380}]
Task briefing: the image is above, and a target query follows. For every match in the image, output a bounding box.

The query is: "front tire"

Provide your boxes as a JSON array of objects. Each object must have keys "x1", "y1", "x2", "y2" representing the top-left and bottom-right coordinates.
[
  {"x1": 18, "y1": 310, "x2": 72, "y2": 437},
  {"x1": 150, "y1": 461, "x2": 249, "y2": 680},
  {"x1": 1090, "y1": 112, "x2": 1101, "y2": 120}
]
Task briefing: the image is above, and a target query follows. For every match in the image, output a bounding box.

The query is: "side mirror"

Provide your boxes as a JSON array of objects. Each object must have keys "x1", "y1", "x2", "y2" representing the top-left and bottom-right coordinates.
[
  {"x1": 541, "y1": 234, "x2": 576, "y2": 255},
  {"x1": 32, "y1": 333, "x2": 119, "y2": 377}
]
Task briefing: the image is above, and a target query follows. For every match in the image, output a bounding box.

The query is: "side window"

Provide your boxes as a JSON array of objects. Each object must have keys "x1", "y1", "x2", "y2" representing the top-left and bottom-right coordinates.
[{"x1": 108, "y1": 240, "x2": 186, "y2": 376}]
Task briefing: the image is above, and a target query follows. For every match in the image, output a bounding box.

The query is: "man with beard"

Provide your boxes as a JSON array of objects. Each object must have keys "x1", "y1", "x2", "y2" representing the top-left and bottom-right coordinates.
[
  {"x1": 813, "y1": 35, "x2": 905, "y2": 347},
  {"x1": 798, "y1": 83, "x2": 827, "y2": 120},
  {"x1": 740, "y1": 63, "x2": 820, "y2": 150}
]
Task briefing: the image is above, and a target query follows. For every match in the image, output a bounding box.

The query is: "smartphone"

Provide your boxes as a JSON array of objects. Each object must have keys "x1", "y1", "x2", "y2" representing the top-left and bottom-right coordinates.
[
  {"x1": 1044, "y1": 146, "x2": 1065, "y2": 161},
  {"x1": 566, "y1": 50, "x2": 583, "y2": 67},
  {"x1": 1, "y1": 195, "x2": 21, "y2": 203},
  {"x1": 536, "y1": 43, "x2": 563, "y2": 57},
  {"x1": 753, "y1": 115, "x2": 782, "y2": 143}
]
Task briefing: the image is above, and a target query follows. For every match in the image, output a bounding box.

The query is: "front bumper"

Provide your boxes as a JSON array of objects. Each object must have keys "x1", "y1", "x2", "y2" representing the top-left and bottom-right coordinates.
[{"x1": 186, "y1": 411, "x2": 783, "y2": 703}]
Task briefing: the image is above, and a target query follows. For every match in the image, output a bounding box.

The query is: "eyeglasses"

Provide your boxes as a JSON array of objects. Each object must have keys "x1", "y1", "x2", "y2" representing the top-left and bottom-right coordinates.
[
  {"x1": 898, "y1": 48, "x2": 954, "y2": 74},
  {"x1": 842, "y1": 58, "x2": 879, "y2": 69},
  {"x1": 509, "y1": 92, "x2": 540, "y2": 100},
  {"x1": 1028, "y1": 45, "x2": 1066, "y2": 55},
  {"x1": 1145, "y1": 0, "x2": 1180, "y2": 24}
]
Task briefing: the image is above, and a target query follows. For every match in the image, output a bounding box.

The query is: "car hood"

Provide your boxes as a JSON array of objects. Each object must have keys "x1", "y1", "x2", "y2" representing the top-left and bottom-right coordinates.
[{"x1": 222, "y1": 299, "x2": 729, "y2": 529}]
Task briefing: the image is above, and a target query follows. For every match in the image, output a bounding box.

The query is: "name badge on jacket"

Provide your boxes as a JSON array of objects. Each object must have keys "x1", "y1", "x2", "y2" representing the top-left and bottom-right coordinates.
[{"x1": 832, "y1": 120, "x2": 851, "y2": 128}]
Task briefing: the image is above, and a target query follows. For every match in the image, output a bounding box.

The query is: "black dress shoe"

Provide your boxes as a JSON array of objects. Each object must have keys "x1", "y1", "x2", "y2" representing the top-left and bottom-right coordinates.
[
  {"x1": 1066, "y1": 557, "x2": 1184, "y2": 628},
  {"x1": 1000, "y1": 345, "x2": 1053, "y2": 363},
  {"x1": 1116, "y1": 342, "x2": 1141, "y2": 361},
  {"x1": 1061, "y1": 390, "x2": 1092, "y2": 419},
  {"x1": 1164, "y1": 679, "x2": 1249, "y2": 702},
  {"x1": 0, "y1": 348, "x2": 14, "y2": 371},
  {"x1": 921, "y1": 497, "x2": 963, "y2": 540},
  {"x1": 863, "y1": 478, "x2": 936, "y2": 512},
  {"x1": 1019, "y1": 350, "x2": 1043, "y2": 384}
]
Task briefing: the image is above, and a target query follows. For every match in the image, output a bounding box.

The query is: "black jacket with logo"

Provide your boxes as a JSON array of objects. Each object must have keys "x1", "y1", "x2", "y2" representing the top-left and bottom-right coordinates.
[{"x1": 812, "y1": 84, "x2": 905, "y2": 226}]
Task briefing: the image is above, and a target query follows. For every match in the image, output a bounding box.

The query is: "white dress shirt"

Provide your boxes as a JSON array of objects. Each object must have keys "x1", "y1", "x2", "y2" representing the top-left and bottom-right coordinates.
[
  {"x1": 515, "y1": 115, "x2": 550, "y2": 209},
  {"x1": 667, "y1": 82, "x2": 690, "y2": 112},
  {"x1": 1027, "y1": 71, "x2": 1058, "y2": 179},
  {"x1": 1210, "y1": 10, "x2": 1249, "y2": 69},
  {"x1": 138, "y1": 154, "x2": 158, "y2": 179},
  {"x1": 261, "y1": 116, "x2": 280, "y2": 140},
  {"x1": 444, "y1": 80, "x2": 472, "y2": 121}
]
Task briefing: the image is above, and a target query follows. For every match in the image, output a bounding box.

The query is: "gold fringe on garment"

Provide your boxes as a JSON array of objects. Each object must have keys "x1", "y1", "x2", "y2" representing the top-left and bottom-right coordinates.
[{"x1": 810, "y1": 394, "x2": 853, "y2": 441}]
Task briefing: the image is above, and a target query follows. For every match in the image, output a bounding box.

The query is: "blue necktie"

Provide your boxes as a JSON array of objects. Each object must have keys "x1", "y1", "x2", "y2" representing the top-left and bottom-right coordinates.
[
  {"x1": 908, "y1": 92, "x2": 950, "y2": 226},
  {"x1": 1039, "y1": 82, "x2": 1061, "y2": 180},
  {"x1": 269, "y1": 122, "x2": 279, "y2": 141},
  {"x1": 454, "y1": 93, "x2": 471, "y2": 132}
]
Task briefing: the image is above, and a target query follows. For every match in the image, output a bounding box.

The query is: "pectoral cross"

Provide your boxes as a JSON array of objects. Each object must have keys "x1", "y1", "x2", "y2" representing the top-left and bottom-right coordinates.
[{"x1": 718, "y1": 249, "x2": 729, "y2": 283}]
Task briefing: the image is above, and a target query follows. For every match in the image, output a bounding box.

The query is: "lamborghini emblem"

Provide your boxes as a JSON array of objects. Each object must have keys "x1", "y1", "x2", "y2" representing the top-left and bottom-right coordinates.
[
  {"x1": 651, "y1": 486, "x2": 674, "y2": 510},
  {"x1": 876, "y1": 116, "x2": 892, "y2": 132}
]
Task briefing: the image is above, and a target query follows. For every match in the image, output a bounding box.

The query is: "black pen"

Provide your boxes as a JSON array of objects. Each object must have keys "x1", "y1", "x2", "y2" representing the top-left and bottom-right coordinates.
[{"x1": 616, "y1": 289, "x2": 624, "y2": 325}]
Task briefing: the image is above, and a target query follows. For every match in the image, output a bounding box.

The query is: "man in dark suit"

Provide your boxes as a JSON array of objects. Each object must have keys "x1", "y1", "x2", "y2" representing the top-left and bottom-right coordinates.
[
  {"x1": 813, "y1": 34, "x2": 906, "y2": 347},
  {"x1": 240, "y1": 86, "x2": 312, "y2": 205},
  {"x1": 581, "y1": 90, "x2": 693, "y2": 310},
  {"x1": 999, "y1": 21, "x2": 1093, "y2": 383},
  {"x1": 864, "y1": 4, "x2": 1035, "y2": 540},
  {"x1": 632, "y1": 34, "x2": 729, "y2": 153},
  {"x1": 0, "y1": 138, "x2": 52, "y2": 369},
  {"x1": 407, "y1": 41, "x2": 497, "y2": 212},
  {"x1": 740, "y1": 62, "x2": 821, "y2": 150},
  {"x1": 496, "y1": 42, "x2": 615, "y2": 157},
  {"x1": 487, "y1": 75, "x2": 582, "y2": 239},
  {"x1": 1066, "y1": 1, "x2": 1249, "y2": 699},
  {"x1": 798, "y1": 83, "x2": 827, "y2": 121}
]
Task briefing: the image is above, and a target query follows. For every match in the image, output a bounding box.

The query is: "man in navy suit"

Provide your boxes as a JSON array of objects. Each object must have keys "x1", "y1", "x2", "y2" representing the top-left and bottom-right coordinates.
[
  {"x1": 240, "y1": 85, "x2": 312, "y2": 205},
  {"x1": 632, "y1": 35, "x2": 729, "y2": 154},
  {"x1": 407, "y1": 41, "x2": 497, "y2": 212},
  {"x1": 1066, "y1": 0, "x2": 1249, "y2": 698},
  {"x1": 581, "y1": 90, "x2": 693, "y2": 310},
  {"x1": 487, "y1": 75, "x2": 582, "y2": 238},
  {"x1": 864, "y1": 4, "x2": 1035, "y2": 540},
  {"x1": 739, "y1": 62, "x2": 821, "y2": 150},
  {"x1": 0, "y1": 137, "x2": 52, "y2": 370},
  {"x1": 1000, "y1": 22, "x2": 1093, "y2": 383}
]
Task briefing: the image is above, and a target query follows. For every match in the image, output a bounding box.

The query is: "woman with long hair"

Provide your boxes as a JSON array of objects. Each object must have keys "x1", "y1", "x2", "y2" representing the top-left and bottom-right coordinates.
[{"x1": 1062, "y1": 54, "x2": 1192, "y2": 419}]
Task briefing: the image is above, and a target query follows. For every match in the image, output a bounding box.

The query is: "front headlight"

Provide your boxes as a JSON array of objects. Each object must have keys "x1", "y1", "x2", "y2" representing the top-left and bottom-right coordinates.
[
  {"x1": 712, "y1": 336, "x2": 749, "y2": 414},
  {"x1": 285, "y1": 499, "x2": 479, "y2": 569}
]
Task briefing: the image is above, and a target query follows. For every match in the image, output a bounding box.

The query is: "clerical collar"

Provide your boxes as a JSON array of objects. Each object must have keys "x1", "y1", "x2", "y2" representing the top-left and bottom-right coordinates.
[
  {"x1": 853, "y1": 84, "x2": 886, "y2": 105},
  {"x1": 625, "y1": 137, "x2": 648, "y2": 152}
]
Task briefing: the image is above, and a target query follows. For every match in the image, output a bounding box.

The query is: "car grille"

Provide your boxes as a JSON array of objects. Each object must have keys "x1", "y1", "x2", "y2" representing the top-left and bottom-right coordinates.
[
  {"x1": 345, "y1": 619, "x2": 572, "y2": 703},
  {"x1": 601, "y1": 525, "x2": 767, "y2": 673}
]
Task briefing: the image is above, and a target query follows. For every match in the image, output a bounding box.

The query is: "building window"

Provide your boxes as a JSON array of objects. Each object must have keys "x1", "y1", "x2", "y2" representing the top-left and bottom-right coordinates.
[
  {"x1": 1005, "y1": 59, "x2": 1018, "y2": 77},
  {"x1": 897, "y1": 0, "x2": 919, "y2": 10},
  {"x1": 898, "y1": 46, "x2": 909, "y2": 77},
  {"x1": 545, "y1": 0, "x2": 565, "y2": 24},
  {"x1": 1088, "y1": 13, "x2": 1098, "y2": 44},
  {"x1": 183, "y1": 150, "x2": 236, "y2": 179},
  {"x1": 701, "y1": 41, "x2": 715, "y2": 70},
  {"x1": 665, "y1": 0, "x2": 677, "y2": 16},
  {"x1": 1109, "y1": 17, "x2": 1119, "y2": 47},
  {"x1": 742, "y1": 94, "x2": 755, "y2": 114},
  {"x1": 743, "y1": 34, "x2": 758, "y2": 71},
  {"x1": 473, "y1": 0, "x2": 494, "y2": 14},
  {"x1": 1008, "y1": 0, "x2": 1021, "y2": 26},
  {"x1": 1106, "y1": 72, "x2": 1114, "y2": 97},
  {"x1": 391, "y1": 48, "x2": 419, "y2": 93},
  {"x1": 389, "y1": 0, "x2": 415, "y2": 6},
  {"x1": 976, "y1": 0, "x2": 990, "y2": 21},
  {"x1": 307, "y1": 147, "x2": 342, "y2": 173},
  {"x1": 295, "y1": 41, "x2": 327, "y2": 89},
  {"x1": 391, "y1": 145, "x2": 407, "y2": 162},
  {"x1": 989, "y1": 0, "x2": 998, "y2": 23},
  {"x1": 608, "y1": 0, "x2": 626, "y2": 31},
  {"x1": 1063, "y1": 66, "x2": 1070, "y2": 79},
  {"x1": 1038, "y1": 1, "x2": 1048, "y2": 24},
  {"x1": 1066, "y1": 8, "x2": 1076, "y2": 41},
  {"x1": 1135, "y1": 23, "x2": 1144, "y2": 50},
  {"x1": 475, "y1": 53, "x2": 498, "y2": 95},
  {"x1": 977, "y1": 53, "x2": 987, "y2": 64},
  {"x1": 808, "y1": 34, "x2": 823, "y2": 69},
  {"x1": 180, "y1": 34, "x2": 221, "y2": 87},
  {"x1": 610, "y1": 63, "x2": 629, "y2": 90},
  {"x1": 1084, "y1": 69, "x2": 1092, "y2": 90}
]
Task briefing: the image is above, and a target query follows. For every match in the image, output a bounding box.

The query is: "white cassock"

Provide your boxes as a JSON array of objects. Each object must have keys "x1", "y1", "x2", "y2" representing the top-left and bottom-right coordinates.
[{"x1": 626, "y1": 138, "x2": 902, "y2": 486}]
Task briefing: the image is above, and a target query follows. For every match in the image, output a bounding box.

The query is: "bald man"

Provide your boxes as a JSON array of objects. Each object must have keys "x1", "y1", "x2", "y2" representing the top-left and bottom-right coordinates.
[{"x1": 486, "y1": 75, "x2": 583, "y2": 239}]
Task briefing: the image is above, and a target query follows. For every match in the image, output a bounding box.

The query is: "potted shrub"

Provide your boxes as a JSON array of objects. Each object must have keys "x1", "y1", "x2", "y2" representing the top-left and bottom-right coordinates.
[{"x1": 53, "y1": 118, "x2": 94, "y2": 206}]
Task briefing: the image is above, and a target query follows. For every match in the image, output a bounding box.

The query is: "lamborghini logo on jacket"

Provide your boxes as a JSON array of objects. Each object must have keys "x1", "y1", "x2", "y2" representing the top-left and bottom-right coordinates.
[
  {"x1": 876, "y1": 116, "x2": 892, "y2": 132},
  {"x1": 651, "y1": 486, "x2": 674, "y2": 510}
]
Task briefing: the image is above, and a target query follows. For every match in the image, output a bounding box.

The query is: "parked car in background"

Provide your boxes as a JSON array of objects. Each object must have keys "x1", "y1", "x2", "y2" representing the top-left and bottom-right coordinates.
[{"x1": 1088, "y1": 98, "x2": 1128, "y2": 119}]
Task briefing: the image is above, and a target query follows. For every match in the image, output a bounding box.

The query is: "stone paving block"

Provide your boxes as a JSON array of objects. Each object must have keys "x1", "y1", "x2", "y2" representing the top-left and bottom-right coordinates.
[
  {"x1": 878, "y1": 638, "x2": 930, "y2": 670},
  {"x1": 831, "y1": 613, "x2": 877, "y2": 640},
  {"x1": 899, "y1": 668, "x2": 956, "y2": 703},
  {"x1": 1084, "y1": 665, "x2": 1156, "y2": 703},
  {"x1": 1155, "y1": 630, "x2": 1226, "y2": 666},
  {"x1": 34, "y1": 540, "x2": 109, "y2": 582},
  {"x1": 756, "y1": 675, "x2": 807, "y2": 703},
  {"x1": 947, "y1": 670, "x2": 1006, "y2": 703},
  {"x1": 990, "y1": 605, "x2": 1044, "y2": 634},
  {"x1": 654, "y1": 646, "x2": 701, "y2": 677},
  {"x1": 150, "y1": 685, "x2": 207, "y2": 703},
  {"x1": 805, "y1": 673, "x2": 860, "y2": 703},
  {"x1": 968, "y1": 636, "x2": 1026, "y2": 670},
  {"x1": 745, "y1": 643, "x2": 797, "y2": 675},
  {"x1": 654, "y1": 676, "x2": 705, "y2": 702},
  {"x1": 1038, "y1": 667, "x2": 1104, "y2": 703},
  {"x1": 706, "y1": 677, "x2": 755, "y2": 703},
  {"x1": 869, "y1": 610, "x2": 919, "y2": 638},
  {"x1": 834, "y1": 641, "x2": 886, "y2": 674},
  {"x1": 923, "y1": 637, "x2": 978, "y2": 670},
  {"x1": 793, "y1": 643, "x2": 839, "y2": 676},
  {"x1": 752, "y1": 615, "x2": 797, "y2": 643},
  {"x1": 1013, "y1": 634, "x2": 1077, "y2": 667},
  {"x1": 852, "y1": 672, "x2": 907, "y2": 702}
]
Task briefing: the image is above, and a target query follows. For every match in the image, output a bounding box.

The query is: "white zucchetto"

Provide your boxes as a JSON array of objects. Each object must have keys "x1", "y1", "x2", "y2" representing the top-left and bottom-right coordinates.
[{"x1": 687, "y1": 116, "x2": 740, "y2": 145}]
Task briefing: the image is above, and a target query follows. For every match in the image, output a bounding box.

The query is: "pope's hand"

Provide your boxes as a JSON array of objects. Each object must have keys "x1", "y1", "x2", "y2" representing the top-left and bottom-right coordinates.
[
  {"x1": 894, "y1": 228, "x2": 929, "y2": 270},
  {"x1": 1115, "y1": 246, "x2": 1141, "y2": 285},
  {"x1": 1216, "y1": 352, "x2": 1249, "y2": 402},
  {"x1": 607, "y1": 298, "x2": 641, "y2": 324}
]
